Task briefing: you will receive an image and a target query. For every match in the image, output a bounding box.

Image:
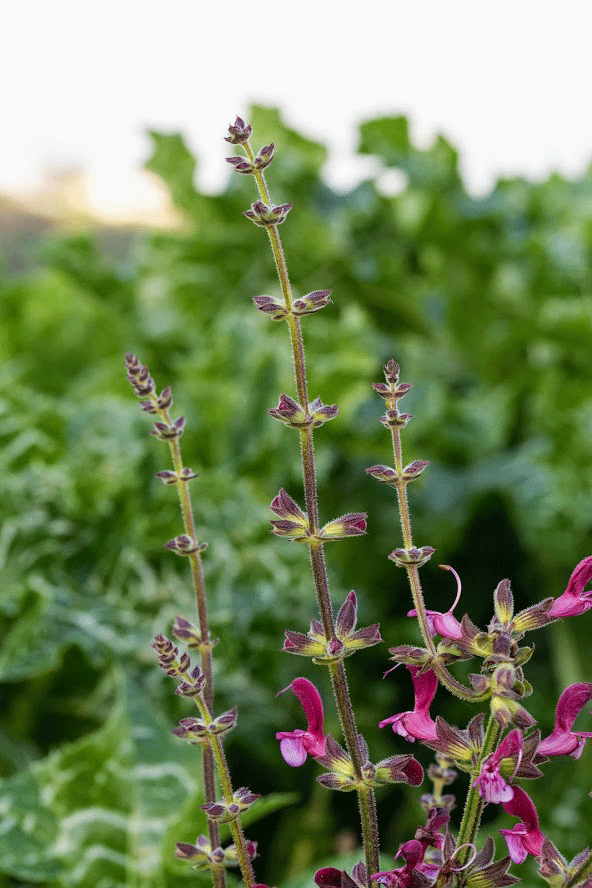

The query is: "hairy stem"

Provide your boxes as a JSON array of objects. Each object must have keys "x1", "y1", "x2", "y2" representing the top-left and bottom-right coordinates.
[
  {"x1": 243, "y1": 139, "x2": 380, "y2": 882},
  {"x1": 146, "y1": 396, "x2": 225, "y2": 888},
  {"x1": 388, "y1": 413, "x2": 488, "y2": 704},
  {"x1": 455, "y1": 714, "x2": 502, "y2": 867}
]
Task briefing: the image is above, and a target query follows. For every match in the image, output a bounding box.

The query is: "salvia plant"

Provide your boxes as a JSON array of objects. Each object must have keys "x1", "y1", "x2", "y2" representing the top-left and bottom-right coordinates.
[{"x1": 125, "y1": 116, "x2": 592, "y2": 888}]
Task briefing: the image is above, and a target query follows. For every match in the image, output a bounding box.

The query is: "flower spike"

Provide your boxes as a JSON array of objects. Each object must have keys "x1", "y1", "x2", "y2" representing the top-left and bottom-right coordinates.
[
  {"x1": 276, "y1": 677, "x2": 327, "y2": 766},
  {"x1": 537, "y1": 682, "x2": 592, "y2": 759}
]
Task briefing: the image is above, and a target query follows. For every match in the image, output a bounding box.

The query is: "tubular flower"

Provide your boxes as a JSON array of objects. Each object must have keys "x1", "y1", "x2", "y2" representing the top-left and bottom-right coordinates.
[
  {"x1": 499, "y1": 787, "x2": 545, "y2": 864},
  {"x1": 276, "y1": 677, "x2": 326, "y2": 766},
  {"x1": 473, "y1": 728, "x2": 523, "y2": 804},
  {"x1": 537, "y1": 683, "x2": 592, "y2": 759},
  {"x1": 549, "y1": 555, "x2": 592, "y2": 618},
  {"x1": 379, "y1": 666, "x2": 438, "y2": 743},
  {"x1": 372, "y1": 840, "x2": 425, "y2": 888},
  {"x1": 408, "y1": 564, "x2": 463, "y2": 641}
]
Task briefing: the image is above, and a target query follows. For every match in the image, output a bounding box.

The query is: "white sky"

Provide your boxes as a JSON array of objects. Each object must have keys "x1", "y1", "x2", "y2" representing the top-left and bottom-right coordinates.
[{"x1": 4, "y1": 0, "x2": 592, "y2": 217}]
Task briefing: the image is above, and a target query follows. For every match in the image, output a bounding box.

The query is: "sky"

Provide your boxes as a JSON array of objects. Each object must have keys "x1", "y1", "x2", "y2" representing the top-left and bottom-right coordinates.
[{"x1": 4, "y1": 0, "x2": 592, "y2": 220}]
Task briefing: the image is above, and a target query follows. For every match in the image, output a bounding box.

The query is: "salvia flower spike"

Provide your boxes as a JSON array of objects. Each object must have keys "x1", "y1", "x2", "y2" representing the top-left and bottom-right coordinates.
[{"x1": 276, "y1": 677, "x2": 327, "y2": 766}]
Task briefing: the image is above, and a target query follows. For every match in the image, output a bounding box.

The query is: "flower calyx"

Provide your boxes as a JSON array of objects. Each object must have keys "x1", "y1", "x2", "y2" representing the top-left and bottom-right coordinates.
[
  {"x1": 201, "y1": 787, "x2": 260, "y2": 823},
  {"x1": 464, "y1": 837, "x2": 520, "y2": 888},
  {"x1": 270, "y1": 489, "x2": 310, "y2": 541},
  {"x1": 317, "y1": 512, "x2": 367, "y2": 543},
  {"x1": 172, "y1": 615, "x2": 219, "y2": 653},
  {"x1": 252, "y1": 294, "x2": 288, "y2": 320},
  {"x1": 244, "y1": 199, "x2": 292, "y2": 227},
  {"x1": 175, "y1": 835, "x2": 226, "y2": 871},
  {"x1": 224, "y1": 116, "x2": 252, "y2": 144},
  {"x1": 389, "y1": 546, "x2": 435, "y2": 569},
  {"x1": 269, "y1": 393, "x2": 338, "y2": 429},
  {"x1": 284, "y1": 592, "x2": 381, "y2": 664},
  {"x1": 155, "y1": 467, "x2": 198, "y2": 485},
  {"x1": 424, "y1": 713, "x2": 486, "y2": 771},
  {"x1": 316, "y1": 734, "x2": 423, "y2": 792},
  {"x1": 150, "y1": 416, "x2": 186, "y2": 441},
  {"x1": 165, "y1": 534, "x2": 207, "y2": 556},
  {"x1": 172, "y1": 707, "x2": 238, "y2": 744},
  {"x1": 292, "y1": 289, "x2": 333, "y2": 317},
  {"x1": 489, "y1": 578, "x2": 555, "y2": 636}
]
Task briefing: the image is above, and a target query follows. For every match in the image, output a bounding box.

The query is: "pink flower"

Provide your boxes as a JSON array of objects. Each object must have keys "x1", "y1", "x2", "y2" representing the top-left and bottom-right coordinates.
[
  {"x1": 372, "y1": 840, "x2": 425, "y2": 888},
  {"x1": 276, "y1": 677, "x2": 326, "y2": 766},
  {"x1": 499, "y1": 787, "x2": 545, "y2": 864},
  {"x1": 407, "y1": 565, "x2": 463, "y2": 641},
  {"x1": 473, "y1": 728, "x2": 523, "y2": 804},
  {"x1": 379, "y1": 666, "x2": 438, "y2": 743},
  {"x1": 549, "y1": 556, "x2": 592, "y2": 618},
  {"x1": 537, "y1": 683, "x2": 592, "y2": 759}
]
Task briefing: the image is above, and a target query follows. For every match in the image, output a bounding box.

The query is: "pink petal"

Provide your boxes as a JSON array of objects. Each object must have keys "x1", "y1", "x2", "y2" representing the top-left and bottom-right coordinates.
[{"x1": 278, "y1": 734, "x2": 307, "y2": 767}]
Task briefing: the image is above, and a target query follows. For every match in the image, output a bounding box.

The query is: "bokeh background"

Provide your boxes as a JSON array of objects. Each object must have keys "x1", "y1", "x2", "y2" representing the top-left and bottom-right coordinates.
[{"x1": 2, "y1": 3, "x2": 592, "y2": 887}]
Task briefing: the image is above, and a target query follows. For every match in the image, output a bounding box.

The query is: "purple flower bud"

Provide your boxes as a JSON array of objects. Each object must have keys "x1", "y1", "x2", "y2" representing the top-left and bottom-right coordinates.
[
  {"x1": 254, "y1": 143, "x2": 275, "y2": 170},
  {"x1": 292, "y1": 289, "x2": 333, "y2": 317},
  {"x1": 380, "y1": 410, "x2": 411, "y2": 429},
  {"x1": 224, "y1": 116, "x2": 252, "y2": 144},
  {"x1": 225, "y1": 155, "x2": 255, "y2": 174},
  {"x1": 318, "y1": 513, "x2": 367, "y2": 541},
  {"x1": 336, "y1": 590, "x2": 357, "y2": 637},
  {"x1": 252, "y1": 294, "x2": 287, "y2": 320},
  {"x1": 389, "y1": 546, "x2": 435, "y2": 568},
  {"x1": 365, "y1": 465, "x2": 399, "y2": 485},
  {"x1": 155, "y1": 470, "x2": 178, "y2": 485}
]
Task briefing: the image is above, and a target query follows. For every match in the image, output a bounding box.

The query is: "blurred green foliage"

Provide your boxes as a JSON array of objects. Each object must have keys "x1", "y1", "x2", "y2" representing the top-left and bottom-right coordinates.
[{"x1": 1, "y1": 105, "x2": 592, "y2": 887}]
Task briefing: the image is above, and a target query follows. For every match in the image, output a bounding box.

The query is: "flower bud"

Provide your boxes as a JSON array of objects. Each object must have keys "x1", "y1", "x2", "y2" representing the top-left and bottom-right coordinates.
[
  {"x1": 389, "y1": 546, "x2": 435, "y2": 568},
  {"x1": 252, "y1": 294, "x2": 288, "y2": 320},
  {"x1": 225, "y1": 155, "x2": 255, "y2": 174},
  {"x1": 317, "y1": 513, "x2": 367, "y2": 542},
  {"x1": 402, "y1": 460, "x2": 430, "y2": 481},
  {"x1": 380, "y1": 409, "x2": 411, "y2": 429},
  {"x1": 270, "y1": 489, "x2": 310, "y2": 541},
  {"x1": 365, "y1": 464, "x2": 399, "y2": 485},
  {"x1": 254, "y1": 143, "x2": 275, "y2": 170},
  {"x1": 292, "y1": 289, "x2": 333, "y2": 316},
  {"x1": 157, "y1": 386, "x2": 172, "y2": 410},
  {"x1": 150, "y1": 416, "x2": 186, "y2": 440},
  {"x1": 224, "y1": 116, "x2": 252, "y2": 144},
  {"x1": 165, "y1": 534, "x2": 206, "y2": 556},
  {"x1": 243, "y1": 200, "x2": 292, "y2": 227},
  {"x1": 125, "y1": 353, "x2": 156, "y2": 397}
]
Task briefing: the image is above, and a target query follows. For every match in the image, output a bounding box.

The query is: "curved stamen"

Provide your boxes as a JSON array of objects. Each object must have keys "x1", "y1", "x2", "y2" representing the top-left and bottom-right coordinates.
[{"x1": 439, "y1": 564, "x2": 462, "y2": 613}]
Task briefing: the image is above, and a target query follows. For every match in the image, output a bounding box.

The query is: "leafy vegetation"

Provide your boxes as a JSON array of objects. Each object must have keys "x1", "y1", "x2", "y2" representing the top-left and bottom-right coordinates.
[{"x1": 1, "y1": 105, "x2": 592, "y2": 886}]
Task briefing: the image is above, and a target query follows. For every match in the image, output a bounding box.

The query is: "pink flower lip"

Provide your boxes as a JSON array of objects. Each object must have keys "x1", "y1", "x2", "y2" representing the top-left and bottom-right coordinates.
[
  {"x1": 500, "y1": 787, "x2": 545, "y2": 864},
  {"x1": 473, "y1": 728, "x2": 523, "y2": 804},
  {"x1": 379, "y1": 666, "x2": 438, "y2": 743},
  {"x1": 276, "y1": 677, "x2": 326, "y2": 767},
  {"x1": 538, "y1": 682, "x2": 592, "y2": 758},
  {"x1": 549, "y1": 555, "x2": 592, "y2": 618}
]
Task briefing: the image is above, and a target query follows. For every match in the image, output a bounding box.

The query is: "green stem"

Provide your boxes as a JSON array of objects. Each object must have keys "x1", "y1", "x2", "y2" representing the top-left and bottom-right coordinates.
[
  {"x1": 455, "y1": 715, "x2": 502, "y2": 866},
  {"x1": 388, "y1": 419, "x2": 488, "y2": 704},
  {"x1": 243, "y1": 138, "x2": 380, "y2": 884},
  {"x1": 151, "y1": 397, "x2": 225, "y2": 888}
]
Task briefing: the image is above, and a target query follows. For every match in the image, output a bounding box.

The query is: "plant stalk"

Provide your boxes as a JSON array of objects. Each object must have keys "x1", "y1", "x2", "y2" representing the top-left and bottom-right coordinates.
[
  {"x1": 243, "y1": 139, "x2": 380, "y2": 882},
  {"x1": 387, "y1": 414, "x2": 488, "y2": 703},
  {"x1": 455, "y1": 714, "x2": 502, "y2": 868}
]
